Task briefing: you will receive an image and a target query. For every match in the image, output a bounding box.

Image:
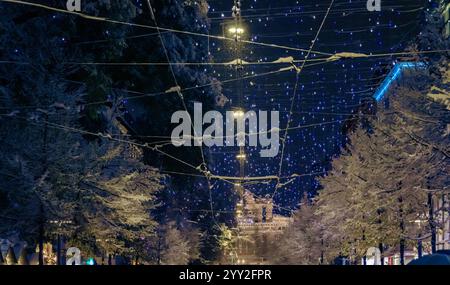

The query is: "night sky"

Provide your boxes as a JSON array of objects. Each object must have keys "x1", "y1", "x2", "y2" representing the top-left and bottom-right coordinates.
[
  {"x1": 0, "y1": 0, "x2": 427, "y2": 217},
  {"x1": 205, "y1": 0, "x2": 426, "y2": 212}
]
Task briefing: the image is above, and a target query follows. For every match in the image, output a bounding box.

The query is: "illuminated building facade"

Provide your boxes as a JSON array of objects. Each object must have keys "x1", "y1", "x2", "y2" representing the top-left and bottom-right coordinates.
[{"x1": 233, "y1": 191, "x2": 293, "y2": 264}]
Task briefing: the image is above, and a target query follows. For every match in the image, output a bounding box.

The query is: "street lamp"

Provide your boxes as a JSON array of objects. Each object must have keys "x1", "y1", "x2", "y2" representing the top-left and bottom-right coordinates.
[
  {"x1": 236, "y1": 153, "x2": 246, "y2": 160},
  {"x1": 228, "y1": 27, "x2": 245, "y2": 35},
  {"x1": 228, "y1": 26, "x2": 245, "y2": 41}
]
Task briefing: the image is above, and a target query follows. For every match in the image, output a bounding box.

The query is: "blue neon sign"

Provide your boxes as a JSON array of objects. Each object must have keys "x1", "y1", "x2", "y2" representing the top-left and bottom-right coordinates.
[{"x1": 373, "y1": 62, "x2": 426, "y2": 102}]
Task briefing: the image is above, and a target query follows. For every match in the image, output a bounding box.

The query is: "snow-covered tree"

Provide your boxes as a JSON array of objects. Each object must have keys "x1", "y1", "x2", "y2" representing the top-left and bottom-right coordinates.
[
  {"x1": 73, "y1": 140, "x2": 164, "y2": 260},
  {"x1": 269, "y1": 76, "x2": 448, "y2": 264},
  {"x1": 316, "y1": 83, "x2": 448, "y2": 263},
  {"x1": 0, "y1": 2, "x2": 166, "y2": 264},
  {"x1": 145, "y1": 221, "x2": 194, "y2": 265},
  {"x1": 268, "y1": 194, "x2": 324, "y2": 265}
]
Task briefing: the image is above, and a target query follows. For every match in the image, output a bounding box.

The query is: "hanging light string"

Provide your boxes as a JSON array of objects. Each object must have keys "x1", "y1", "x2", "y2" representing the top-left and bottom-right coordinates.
[
  {"x1": 0, "y1": 0, "x2": 445, "y2": 211},
  {"x1": 1, "y1": 49, "x2": 444, "y2": 113},
  {"x1": 3, "y1": 49, "x2": 448, "y2": 67},
  {"x1": 0, "y1": 112, "x2": 353, "y2": 184},
  {"x1": 0, "y1": 0, "x2": 332, "y2": 57},
  {"x1": 0, "y1": 59, "x2": 337, "y2": 112},
  {"x1": 209, "y1": 6, "x2": 424, "y2": 21},
  {"x1": 0, "y1": 112, "x2": 330, "y2": 218},
  {"x1": 144, "y1": 0, "x2": 217, "y2": 221},
  {"x1": 274, "y1": 0, "x2": 335, "y2": 200}
]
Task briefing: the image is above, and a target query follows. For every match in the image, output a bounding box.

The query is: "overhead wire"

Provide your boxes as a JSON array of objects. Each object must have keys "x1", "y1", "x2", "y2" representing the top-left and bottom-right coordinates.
[
  {"x1": 144, "y1": 0, "x2": 217, "y2": 221},
  {"x1": 0, "y1": 0, "x2": 332, "y2": 57},
  {"x1": 274, "y1": 0, "x2": 335, "y2": 200},
  {"x1": 0, "y1": 0, "x2": 444, "y2": 213}
]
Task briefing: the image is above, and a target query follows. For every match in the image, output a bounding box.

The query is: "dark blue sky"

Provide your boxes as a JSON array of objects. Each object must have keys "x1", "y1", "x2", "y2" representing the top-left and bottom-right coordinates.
[{"x1": 206, "y1": 0, "x2": 425, "y2": 212}]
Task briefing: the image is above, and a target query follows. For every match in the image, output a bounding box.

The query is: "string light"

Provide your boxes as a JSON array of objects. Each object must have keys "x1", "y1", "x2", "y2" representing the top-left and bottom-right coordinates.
[{"x1": 0, "y1": 0, "x2": 437, "y2": 215}]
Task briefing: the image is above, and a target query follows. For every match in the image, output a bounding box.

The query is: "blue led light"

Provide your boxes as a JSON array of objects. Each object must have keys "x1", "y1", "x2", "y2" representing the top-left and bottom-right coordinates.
[
  {"x1": 373, "y1": 62, "x2": 426, "y2": 101},
  {"x1": 86, "y1": 258, "x2": 95, "y2": 265}
]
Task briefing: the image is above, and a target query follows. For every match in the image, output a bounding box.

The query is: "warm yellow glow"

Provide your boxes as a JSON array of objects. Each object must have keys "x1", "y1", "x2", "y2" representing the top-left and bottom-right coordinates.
[
  {"x1": 236, "y1": 154, "x2": 246, "y2": 160},
  {"x1": 233, "y1": 110, "x2": 245, "y2": 118},
  {"x1": 228, "y1": 27, "x2": 245, "y2": 35}
]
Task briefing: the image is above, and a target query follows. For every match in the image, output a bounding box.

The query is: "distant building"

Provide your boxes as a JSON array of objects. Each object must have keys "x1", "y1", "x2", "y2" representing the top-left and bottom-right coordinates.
[
  {"x1": 435, "y1": 193, "x2": 450, "y2": 251},
  {"x1": 233, "y1": 191, "x2": 292, "y2": 264},
  {"x1": 384, "y1": 251, "x2": 418, "y2": 265}
]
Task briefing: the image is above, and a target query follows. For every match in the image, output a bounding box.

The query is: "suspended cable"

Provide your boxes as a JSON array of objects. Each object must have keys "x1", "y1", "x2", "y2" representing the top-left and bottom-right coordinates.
[
  {"x1": 144, "y1": 0, "x2": 217, "y2": 222},
  {"x1": 0, "y1": 0, "x2": 331, "y2": 57},
  {"x1": 274, "y1": 0, "x2": 335, "y2": 201}
]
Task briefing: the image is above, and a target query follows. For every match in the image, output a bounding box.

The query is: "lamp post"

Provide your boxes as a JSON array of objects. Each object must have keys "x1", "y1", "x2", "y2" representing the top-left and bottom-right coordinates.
[{"x1": 48, "y1": 219, "x2": 73, "y2": 265}]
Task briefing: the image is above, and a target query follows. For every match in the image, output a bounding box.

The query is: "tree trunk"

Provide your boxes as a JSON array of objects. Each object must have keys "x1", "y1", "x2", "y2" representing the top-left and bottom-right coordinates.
[
  {"x1": 319, "y1": 238, "x2": 324, "y2": 265},
  {"x1": 418, "y1": 239, "x2": 423, "y2": 258},
  {"x1": 56, "y1": 234, "x2": 61, "y2": 265},
  {"x1": 377, "y1": 209, "x2": 384, "y2": 265},
  {"x1": 157, "y1": 237, "x2": 162, "y2": 265},
  {"x1": 38, "y1": 114, "x2": 49, "y2": 266},
  {"x1": 38, "y1": 202, "x2": 44, "y2": 265},
  {"x1": 362, "y1": 230, "x2": 366, "y2": 265},
  {"x1": 399, "y1": 239, "x2": 405, "y2": 265},
  {"x1": 399, "y1": 196, "x2": 405, "y2": 265},
  {"x1": 379, "y1": 243, "x2": 384, "y2": 265},
  {"x1": 428, "y1": 193, "x2": 436, "y2": 253}
]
